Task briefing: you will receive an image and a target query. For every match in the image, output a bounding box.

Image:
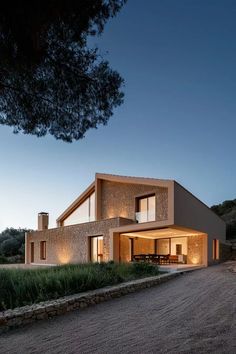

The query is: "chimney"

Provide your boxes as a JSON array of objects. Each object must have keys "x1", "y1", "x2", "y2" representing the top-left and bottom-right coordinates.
[{"x1": 38, "y1": 212, "x2": 49, "y2": 231}]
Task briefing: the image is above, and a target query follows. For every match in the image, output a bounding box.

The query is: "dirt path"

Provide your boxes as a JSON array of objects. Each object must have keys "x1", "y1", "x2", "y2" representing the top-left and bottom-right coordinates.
[{"x1": 1, "y1": 262, "x2": 236, "y2": 354}]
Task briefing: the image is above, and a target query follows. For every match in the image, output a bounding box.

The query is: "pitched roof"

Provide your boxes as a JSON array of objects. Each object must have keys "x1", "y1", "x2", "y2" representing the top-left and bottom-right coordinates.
[
  {"x1": 56, "y1": 173, "x2": 173, "y2": 223},
  {"x1": 95, "y1": 172, "x2": 173, "y2": 187}
]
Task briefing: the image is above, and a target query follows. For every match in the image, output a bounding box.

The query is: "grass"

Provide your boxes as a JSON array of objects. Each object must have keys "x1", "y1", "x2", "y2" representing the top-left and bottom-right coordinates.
[{"x1": 0, "y1": 262, "x2": 159, "y2": 311}]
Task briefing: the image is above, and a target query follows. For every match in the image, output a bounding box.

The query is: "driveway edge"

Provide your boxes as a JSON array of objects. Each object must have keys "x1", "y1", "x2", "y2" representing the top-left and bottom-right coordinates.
[{"x1": 0, "y1": 271, "x2": 189, "y2": 333}]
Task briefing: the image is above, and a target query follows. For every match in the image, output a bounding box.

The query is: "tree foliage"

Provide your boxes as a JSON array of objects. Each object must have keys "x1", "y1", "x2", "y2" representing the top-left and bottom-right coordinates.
[
  {"x1": 0, "y1": 228, "x2": 30, "y2": 258},
  {"x1": 0, "y1": 1, "x2": 126, "y2": 142},
  {"x1": 211, "y1": 199, "x2": 236, "y2": 239}
]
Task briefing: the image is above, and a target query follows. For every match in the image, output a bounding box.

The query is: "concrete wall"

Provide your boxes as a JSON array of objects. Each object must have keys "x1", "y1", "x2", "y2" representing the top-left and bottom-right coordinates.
[
  {"x1": 100, "y1": 180, "x2": 168, "y2": 222},
  {"x1": 174, "y1": 182, "x2": 226, "y2": 265},
  {"x1": 26, "y1": 217, "x2": 134, "y2": 265}
]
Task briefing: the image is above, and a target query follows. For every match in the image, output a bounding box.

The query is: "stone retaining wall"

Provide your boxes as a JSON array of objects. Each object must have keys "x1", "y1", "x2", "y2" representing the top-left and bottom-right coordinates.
[
  {"x1": 220, "y1": 242, "x2": 232, "y2": 261},
  {"x1": 0, "y1": 272, "x2": 184, "y2": 334}
]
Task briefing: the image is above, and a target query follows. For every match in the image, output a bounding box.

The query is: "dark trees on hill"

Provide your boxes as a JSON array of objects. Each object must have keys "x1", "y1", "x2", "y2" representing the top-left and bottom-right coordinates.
[
  {"x1": 0, "y1": 1, "x2": 126, "y2": 142},
  {"x1": 0, "y1": 228, "x2": 30, "y2": 260},
  {"x1": 211, "y1": 199, "x2": 236, "y2": 239}
]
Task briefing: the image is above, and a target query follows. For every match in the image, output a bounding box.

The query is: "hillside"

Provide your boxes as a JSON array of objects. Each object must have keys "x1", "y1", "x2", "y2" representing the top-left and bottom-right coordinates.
[{"x1": 211, "y1": 200, "x2": 236, "y2": 239}]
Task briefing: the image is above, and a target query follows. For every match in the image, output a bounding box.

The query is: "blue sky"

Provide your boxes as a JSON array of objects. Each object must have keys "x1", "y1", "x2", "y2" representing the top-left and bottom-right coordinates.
[{"x1": 0, "y1": 0, "x2": 236, "y2": 231}]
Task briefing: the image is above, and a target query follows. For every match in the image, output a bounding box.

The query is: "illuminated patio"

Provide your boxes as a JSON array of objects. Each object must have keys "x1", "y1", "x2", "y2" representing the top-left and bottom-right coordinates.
[{"x1": 119, "y1": 227, "x2": 207, "y2": 266}]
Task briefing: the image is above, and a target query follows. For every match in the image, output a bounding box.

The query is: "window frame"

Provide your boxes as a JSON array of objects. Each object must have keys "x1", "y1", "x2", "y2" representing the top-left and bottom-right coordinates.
[
  {"x1": 63, "y1": 191, "x2": 95, "y2": 226},
  {"x1": 90, "y1": 235, "x2": 103, "y2": 263},
  {"x1": 213, "y1": 239, "x2": 219, "y2": 260},
  {"x1": 136, "y1": 193, "x2": 156, "y2": 223}
]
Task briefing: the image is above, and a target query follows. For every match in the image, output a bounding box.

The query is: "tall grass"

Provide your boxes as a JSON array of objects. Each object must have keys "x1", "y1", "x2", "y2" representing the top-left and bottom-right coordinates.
[{"x1": 0, "y1": 262, "x2": 159, "y2": 310}]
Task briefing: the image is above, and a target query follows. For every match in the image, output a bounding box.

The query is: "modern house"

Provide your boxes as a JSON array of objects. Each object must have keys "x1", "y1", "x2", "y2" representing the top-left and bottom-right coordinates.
[{"x1": 25, "y1": 173, "x2": 226, "y2": 267}]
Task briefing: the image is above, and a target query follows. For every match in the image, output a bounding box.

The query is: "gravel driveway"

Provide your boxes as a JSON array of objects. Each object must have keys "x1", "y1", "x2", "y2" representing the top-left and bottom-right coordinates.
[{"x1": 1, "y1": 262, "x2": 236, "y2": 354}]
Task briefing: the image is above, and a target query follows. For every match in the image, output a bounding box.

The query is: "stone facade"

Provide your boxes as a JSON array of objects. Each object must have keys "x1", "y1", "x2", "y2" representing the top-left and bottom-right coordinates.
[
  {"x1": 25, "y1": 174, "x2": 228, "y2": 266},
  {"x1": 100, "y1": 181, "x2": 168, "y2": 222},
  {"x1": 26, "y1": 179, "x2": 169, "y2": 265},
  {"x1": 26, "y1": 217, "x2": 134, "y2": 264},
  {"x1": 187, "y1": 235, "x2": 204, "y2": 265}
]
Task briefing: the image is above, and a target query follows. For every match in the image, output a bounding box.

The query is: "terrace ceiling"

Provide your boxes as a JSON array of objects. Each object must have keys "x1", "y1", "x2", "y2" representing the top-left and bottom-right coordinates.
[{"x1": 121, "y1": 227, "x2": 203, "y2": 240}]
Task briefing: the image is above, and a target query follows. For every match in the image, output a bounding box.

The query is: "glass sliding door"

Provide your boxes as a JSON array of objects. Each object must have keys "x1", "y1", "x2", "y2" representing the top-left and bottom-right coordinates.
[{"x1": 91, "y1": 236, "x2": 103, "y2": 263}]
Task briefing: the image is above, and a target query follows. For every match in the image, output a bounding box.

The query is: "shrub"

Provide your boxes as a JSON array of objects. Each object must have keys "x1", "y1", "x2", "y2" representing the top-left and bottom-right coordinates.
[
  {"x1": 132, "y1": 262, "x2": 160, "y2": 276},
  {"x1": 0, "y1": 255, "x2": 9, "y2": 264},
  {"x1": 0, "y1": 262, "x2": 159, "y2": 310}
]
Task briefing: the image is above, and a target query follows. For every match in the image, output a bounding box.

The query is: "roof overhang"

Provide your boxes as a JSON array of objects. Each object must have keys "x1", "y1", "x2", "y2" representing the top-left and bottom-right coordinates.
[{"x1": 95, "y1": 173, "x2": 173, "y2": 188}]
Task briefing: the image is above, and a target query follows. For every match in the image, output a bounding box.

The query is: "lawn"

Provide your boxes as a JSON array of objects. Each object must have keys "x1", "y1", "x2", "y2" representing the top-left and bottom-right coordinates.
[{"x1": 0, "y1": 262, "x2": 159, "y2": 311}]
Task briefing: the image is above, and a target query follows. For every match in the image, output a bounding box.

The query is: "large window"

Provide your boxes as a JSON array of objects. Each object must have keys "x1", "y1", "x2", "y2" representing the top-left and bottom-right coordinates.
[
  {"x1": 136, "y1": 195, "x2": 156, "y2": 223},
  {"x1": 64, "y1": 192, "x2": 95, "y2": 226},
  {"x1": 91, "y1": 236, "x2": 103, "y2": 263},
  {"x1": 40, "y1": 241, "x2": 46, "y2": 260},
  {"x1": 155, "y1": 237, "x2": 187, "y2": 256}
]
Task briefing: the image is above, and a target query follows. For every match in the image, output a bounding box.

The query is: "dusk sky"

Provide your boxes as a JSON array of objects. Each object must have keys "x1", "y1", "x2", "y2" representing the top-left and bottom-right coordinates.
[{"x1": 0, "y1": 0, "x2": 236, "y2": 231}]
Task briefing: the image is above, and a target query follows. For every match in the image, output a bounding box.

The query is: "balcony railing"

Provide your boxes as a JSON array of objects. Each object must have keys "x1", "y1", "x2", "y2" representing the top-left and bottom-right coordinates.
[{"x1": 135, "y1": 210, "x2": 155, "y2": 223}]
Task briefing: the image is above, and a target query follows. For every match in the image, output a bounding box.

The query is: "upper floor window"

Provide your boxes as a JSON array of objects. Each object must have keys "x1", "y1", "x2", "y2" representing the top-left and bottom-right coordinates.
[
  {"x1": 136, "y1": 195, "x2": 156, "y2": 223},
  {"x1": 63, "y1": 192, "x2": 95, "y2": 226}
]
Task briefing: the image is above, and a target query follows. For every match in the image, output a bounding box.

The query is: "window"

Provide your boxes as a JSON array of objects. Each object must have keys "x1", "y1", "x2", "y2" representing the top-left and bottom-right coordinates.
[
  {"x1": 213, "y1": 239, "x2": 219, "y2": 260},
  {"x1": 176, "y1": 244, "x2": 182, "y2": 255},
  {"x1": 156, "y1": 237, "x2": 187, "y2": 256},
  {"x1": 30, "y1": 242, "x2": 34, "y2": 263},
  {"x1": 129, "y1": 238, "x2": 134, "y2": 261},
  {"x1": 64, "y1": 192, "x2": 95, "y2": 226},
  {"x1": 136, "y1": 195, "x2": 155, "y2": 223},
  {"x1": 40, "y1": 241, "x2": 46, "y2": 260},
  {"x1": 91, "y1": 236, "x2": 103, "y2": 262}
]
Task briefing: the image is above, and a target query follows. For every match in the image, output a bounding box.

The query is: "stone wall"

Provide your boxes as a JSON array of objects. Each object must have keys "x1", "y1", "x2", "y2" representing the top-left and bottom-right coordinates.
[
  {"x1": 26, "y1": 217, "x2": 134, "y2": 265},
  {"x1": 187, "y1": 235, "x2": 204, "y2": 265},
  {"x1": 0, "y1": 272, "x2": 182, "y2": 334},
  {"x1": 100, "y1": 181, "x2": 168, "y2": 222},
  {"x1": 220, "y1": 242, "x2": 232, "y2": 261}
]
